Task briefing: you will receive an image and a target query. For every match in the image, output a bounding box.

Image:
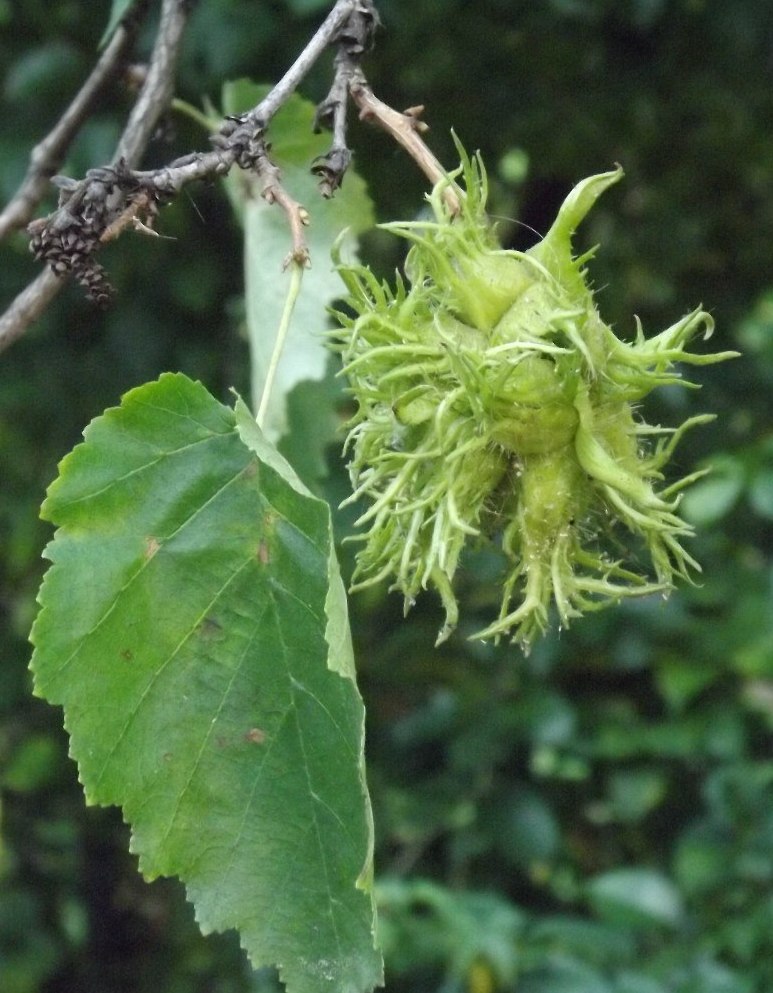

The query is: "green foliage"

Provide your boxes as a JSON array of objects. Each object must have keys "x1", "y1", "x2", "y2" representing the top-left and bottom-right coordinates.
[
  {"x1": 223, "y1": 81, "x2": 374, "y2": 465},
  {"x1": 586, "y1": 868, "x2": 683, "y2": 929},
  {"x1": 1, "y1": 2, "x2": 772, "y2": 993},
  {"x1": 99, "y1": 0, "x2": 135, "y2": 47},
  {"x1": 29, "y1": 374, "x2": 381, "y2": 993}
]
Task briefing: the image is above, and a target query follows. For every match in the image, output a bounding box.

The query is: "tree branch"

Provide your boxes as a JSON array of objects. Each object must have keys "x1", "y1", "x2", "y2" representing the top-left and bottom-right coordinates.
[
  {"x1": 348, "y1": 72, "x2": 460, "y2": 215},
  {"x1": 0, "y1": 270, "x2": 63, "y2": 353},
  {"x1": 132, "y1": 0, "x2": 371, "y2": 199},
  {"x1": 254, "y1": 151, "x2": 312, "y2": 268},
  {"x1": 0, "y1": 0, "x2": 374, "y2": 356},
  {"x1": 113, "y1": 0, "x2": 189, "y2": 168},
  {"x1": 0, "y1": 0, "x2": 193, "y2": 352},
  {"x1": 0, "y1": 0, "x2": 149, "y2": 243},
  {"x1": 2, "y1": 0, "x2": 459, "y2": 356},
  {"x1": 312, "y1": 1, "x2": 379, "y2": 196}
]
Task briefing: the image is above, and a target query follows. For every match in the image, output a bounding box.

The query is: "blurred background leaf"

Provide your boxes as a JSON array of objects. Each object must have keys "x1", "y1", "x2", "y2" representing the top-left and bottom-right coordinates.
[{"x1": 222, "y1": 80, "x2": 373, "y2": 481}]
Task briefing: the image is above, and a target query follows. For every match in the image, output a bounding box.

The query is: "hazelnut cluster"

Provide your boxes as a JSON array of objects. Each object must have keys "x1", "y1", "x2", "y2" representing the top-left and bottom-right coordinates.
[{"x1": 331, "y1": 145, "x2": 736, "y2": 650}]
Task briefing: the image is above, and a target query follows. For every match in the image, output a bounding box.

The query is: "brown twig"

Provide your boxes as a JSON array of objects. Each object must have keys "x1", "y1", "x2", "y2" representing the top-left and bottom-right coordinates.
[
  {"x1": 0, "y1": 0, "x2": 148, "y2": 243},
  {"x1": 100, "y1": 190, "x2": 160, "y2": 242},
  {"x1": 0, "y1": 270, "x2": 63, "y2": 352},
  {"x1": 0, "y1": 0, "x2": 373, "y2": 355},
  {"x1": 2, "y1": 0, "x2": 463, "y2": 355},
  {"x1": 312, "y1": 50, "x2": 354, "y2": 197},
  {"x1": 113, "y1": 0, "x2": 188, "y2": 169},
  {"x1": 254, "y1": 147, "x2": 311, "y2": 268},
  {"x1": 138, "y1": 0, "x2": 374, "y2": 198},
  {"x1": 312, "y1": 2, "x2": 379, "y2": 196},
  {"x1": 0, "y1": 0, "x2": 193, "y2": 351},
  {"x1": 348, "y1": 73, "x2": 460, "y2": 215}
]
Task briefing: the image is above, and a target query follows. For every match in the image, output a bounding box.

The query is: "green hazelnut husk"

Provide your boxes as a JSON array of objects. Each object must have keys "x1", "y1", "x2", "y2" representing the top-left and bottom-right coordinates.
[{"x1": 330, "y1": 140, "x2": 738, "y2": 652}]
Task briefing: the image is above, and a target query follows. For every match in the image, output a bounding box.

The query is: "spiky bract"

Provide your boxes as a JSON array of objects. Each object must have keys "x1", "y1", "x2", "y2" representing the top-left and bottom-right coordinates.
[{"x1": 330, "y1": 145, "x2": 736, "y2": 651}]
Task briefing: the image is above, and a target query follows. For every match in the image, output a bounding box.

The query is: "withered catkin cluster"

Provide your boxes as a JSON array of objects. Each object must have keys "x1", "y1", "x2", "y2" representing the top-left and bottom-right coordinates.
[{"x1": 28, "y1": 165, "x2": 159, "y2": 306}]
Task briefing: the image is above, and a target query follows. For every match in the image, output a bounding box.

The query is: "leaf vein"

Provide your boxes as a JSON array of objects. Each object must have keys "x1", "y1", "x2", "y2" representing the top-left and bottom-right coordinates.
[
  {"x1": 92, "y1": 553, "x2": 257, "y2": 792},
  {"x1": 155, "y1": 598, "x2": 275, "y2": 854},
  {"x1": 49, "y1": 461, "x2": 254, "y2": 683},
  {"x1": 289, "y1": 676, "x2": 358, "y2": 766},
  {"x1": 57, "y1": 431, "x2": 234, "y2": 509},
  {"x1": 271, "y1": 586, "x2": 346, "y2": 965}
]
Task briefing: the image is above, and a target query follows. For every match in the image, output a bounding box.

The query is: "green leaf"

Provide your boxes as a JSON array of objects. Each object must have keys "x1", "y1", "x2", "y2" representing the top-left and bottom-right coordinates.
[
  {"x1": 277, "y1": 356, "x2": 342, "y2": 494},
  {"x1": 491, "y1": 786, "x2": 561, "y2": 866},
  {"x1": 376, "y1": 879, "x2": 524, "y2": 984},
  {"x1": 284, "y1": 0, "x2": 334, "y2": 13},
  {"x1": 222, "y1": 80, "x2": 374, "y2": 460},
  {"x1": 2, "y1": 734, "x2": 60, "y2": 792},
  {"x1": 99, "y1": 0, "x2": 135, "y2": 48},
  {"x1": 673, "y1": 830, "x2": 730, "y2": 896},
  {"x1": 615, "y1": 975, "x2": 669, "y2": 993},
  {"x1": 587, "y1": 869, "x2": 684, "y2": 930},
  {"x1": 527, "y1": 914, "x2": 636, "y2": 964},
  {"x1": 517, "y1": 961, "x2": 615, "y2": 993},
  {"x1": 607, "y1": 768, "x2": 667, "y2": 823},
  {"x1": 30, "y1": 373, "x2": 382, "y2": 993},
  {"x1": 656, "y1": 654, "x2": 720, "y2": 710},
  {"x1": 679, "y1": 455, "x2": 745, "y2": 525},
  {"x1": 748, "y1": 465, "x2": 773, "y2": 519}
]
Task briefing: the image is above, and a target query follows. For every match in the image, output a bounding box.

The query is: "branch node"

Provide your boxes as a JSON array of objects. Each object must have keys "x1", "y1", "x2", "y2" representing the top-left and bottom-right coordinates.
[
  {"x1": 311, "y1": 147, "x2": 353, "y2": 198},
  {"x1": 332, "y1": 0, "x2": 380, "y2": 56},
  {"x1": 402, "y1": 105, "x2": 430, "y2": 133}
]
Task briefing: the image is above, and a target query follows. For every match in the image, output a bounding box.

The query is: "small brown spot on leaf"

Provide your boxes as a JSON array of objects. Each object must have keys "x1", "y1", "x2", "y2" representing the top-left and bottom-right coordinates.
[
  {"x1": 198, "y1": 616, "x2": 223, "y2": 639},
  {"x1": 245, "y1": 728, "x2": 266, "y2": 744},
  {"x1": 262, "y1": 511, "x2": 277, "y2": 534},
  {"x1": 144, "y1": 536, "x2": 161, "y2": 560},
  {"x1": 258, "y1": 540, "x2": 270, "y2": 564},
  {"x1": 120, "y1": 648, "x2": 134, "y2": 662}
]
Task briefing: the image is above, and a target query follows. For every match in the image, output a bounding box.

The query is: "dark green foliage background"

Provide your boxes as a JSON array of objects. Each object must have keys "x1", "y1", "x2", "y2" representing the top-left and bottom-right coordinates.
[{"x1": 1, "y1": 1, "x2": 772, "y2": 991}]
